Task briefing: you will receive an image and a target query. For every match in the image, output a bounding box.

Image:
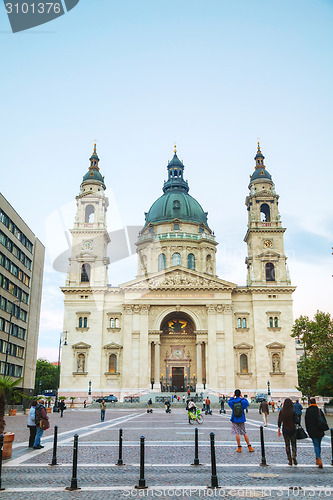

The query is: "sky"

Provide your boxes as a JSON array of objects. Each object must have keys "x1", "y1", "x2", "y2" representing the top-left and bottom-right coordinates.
[{"x1": 0, "y1": 0, "x2": 332, "y2": 362}]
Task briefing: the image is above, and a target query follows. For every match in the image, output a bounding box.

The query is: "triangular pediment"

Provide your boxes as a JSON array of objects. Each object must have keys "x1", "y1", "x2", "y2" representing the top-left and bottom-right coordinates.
[
  {"x1": 258, "y1": 250, "x2": 281, "y2": 258},
  {"x1": 234, "y1": 342, "x2": 253, "y2": 350},
  {"x1": 266, "y1": 342, "x2": 285, "y2": 349},
  {"x1": 72, "y1": 342, "x2": 91, "y2": 349},
  {"x1": 103, "y1": 342, "x2": 123, "y2": 349},
  {"x1": 120, "y1": 267, "x2": 237, "y2": 291}
]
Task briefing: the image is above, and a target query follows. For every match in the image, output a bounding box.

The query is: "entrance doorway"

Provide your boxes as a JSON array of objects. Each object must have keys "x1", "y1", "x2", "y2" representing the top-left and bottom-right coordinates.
[{"x1": 172, "y1": 367, "x2": 184, "y2": 392}]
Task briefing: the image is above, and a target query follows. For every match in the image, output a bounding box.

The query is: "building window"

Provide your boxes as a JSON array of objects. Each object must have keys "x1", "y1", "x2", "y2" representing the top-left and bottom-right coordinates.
[
  {"x1": 265, "y1": 262, "x2": 275, "y2": 281},
  {"x1": 109, "y1": 353, "x2": 117, "y2": 373},
  {"x1": 242, "y1": 318, "x2": 247, "y2": 328},
  {"x1": 172, "y1": 253, "x2": 181, "y2": 266},
  {"x1": 173, "y1": 224, "x2": 180, "y2": 230},
  {"x1": 158, "y1": 253, "x2": 166, "y2": 271},
  {"x1": 274, "y1": 316, "x2": 278, "y2": 328},
  {"x1": 237, "y1": 318, "x2": 242, "y2": 328},
  {"x1": 115, "y1": 318, "x2": 120, "y2": 328},
  {"x1": 83, "y1": 317, "x2": 88, "y2": 328},
  {"x1": 85, "y1": 205, "x2": 95, "y2": 223},
  {"x1": 260, "y1": 203, "x2": 271, "y2": 222},
  {"x1": 187, "y1": 253, "x2": 195, "y2": 270},
  {"x1": 240, "y1": 354, "x2": 248, "y2": 373},
  {"x1": 269, "y1": 317, "x2": 273, "y2": 328},
  {"x1": 81, "y1": 263, "x2": 91, "y2": 282},
  {"x1": 79, "y1": 317, "x2": 83, "y2": 328},
  {"x1": 110, "y1": 318, "x2": 115, "y2": 328}
]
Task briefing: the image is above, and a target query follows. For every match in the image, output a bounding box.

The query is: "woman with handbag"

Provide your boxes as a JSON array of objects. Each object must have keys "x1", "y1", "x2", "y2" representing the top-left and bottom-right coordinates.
[
  {"x1": 277, "y1": 398, "x2": 298, "y2": 466},
  {"x1": 305, "y1": 398, "x2": 329, "y2": 468}
]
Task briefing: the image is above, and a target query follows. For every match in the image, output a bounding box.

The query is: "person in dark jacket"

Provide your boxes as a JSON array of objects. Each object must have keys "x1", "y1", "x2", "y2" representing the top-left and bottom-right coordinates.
[
  {"x1": 294, "y1": 399, "x2": 303, "y2": 424},
  {"x1": 277, "y1": 398, "x2": 297, "y2": 465},
  {"x1": 59, "y1": 399, "x2": 65, "y2": 417},
  {"x1": 305, "y1": 398, "x2": 328, "y2": 468},
  {"x1": 228, "y1": 389, "x2": 254, "y2": 453},
  {"x1": 33, "y1": 400, "x2": 49, "y2": 449},
  {"x1": 259, "y1": 399, "x2": 269, "y2": 426}
]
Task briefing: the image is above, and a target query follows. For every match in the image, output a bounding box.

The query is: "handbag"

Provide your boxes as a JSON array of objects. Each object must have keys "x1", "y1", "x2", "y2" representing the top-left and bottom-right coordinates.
[
  {"x1": 317, "y1": 409, "x2": 329, "y2": 432},
  {"x1": 39, "y1": 417, "x2": 50, "y2": 431},
  {"x1": 296, "y1": 424, "x2": 308, "y2": 440}
]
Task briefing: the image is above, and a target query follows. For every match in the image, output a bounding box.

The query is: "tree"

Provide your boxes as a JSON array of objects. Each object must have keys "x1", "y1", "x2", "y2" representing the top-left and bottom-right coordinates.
[
  {"x1": 0, "y1": 376, "x2": 23, "y2": 433},
  {"x1": 291, "y1": 311, "x2": 333, "y2": 397},
  {"x1": 34, "y1": 359, "x2": 58, "y2": 394}
]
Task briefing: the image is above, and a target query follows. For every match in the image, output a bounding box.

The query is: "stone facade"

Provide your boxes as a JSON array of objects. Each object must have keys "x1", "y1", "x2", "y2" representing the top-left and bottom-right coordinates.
[{"x1": 59, "y1": 144, "x2": 299, "y2": 400}]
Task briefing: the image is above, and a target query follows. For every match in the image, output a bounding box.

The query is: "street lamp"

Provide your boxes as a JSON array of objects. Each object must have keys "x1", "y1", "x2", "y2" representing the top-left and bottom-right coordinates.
[
  {"x1": 54, "y1": 331, "x2": 68, "y2": 412},
  {"x1": 88, "y1": 380, "x2": 91, "y2": 396},
  {"x1": 38, "y1": 380, "x2": 42, "y2": 396},
  {"x1": 267, "y1": 380, "x2": 271, "y2": 402},
  {"x1": 4, "y1": 299, "x2": 21, "y2": 376}
]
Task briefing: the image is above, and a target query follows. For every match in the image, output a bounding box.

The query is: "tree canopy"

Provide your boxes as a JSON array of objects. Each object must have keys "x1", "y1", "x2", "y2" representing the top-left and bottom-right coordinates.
[
  {"x1": 34, "y1": 358, "x2": 58, "y2": 394},
  {"x1": 291, "y1": 311, "x2": 333, "y2": 397}
]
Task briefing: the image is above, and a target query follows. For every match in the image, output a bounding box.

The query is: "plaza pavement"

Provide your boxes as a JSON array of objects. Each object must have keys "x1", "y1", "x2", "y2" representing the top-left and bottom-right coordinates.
[{"x1": 1, "y1": 406, "x2": 332, "y2": 499}]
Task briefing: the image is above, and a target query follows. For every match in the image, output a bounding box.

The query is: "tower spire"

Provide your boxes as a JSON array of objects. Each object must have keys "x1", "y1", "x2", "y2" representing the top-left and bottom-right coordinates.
[
  {"x1": 89, "y1": 143, "x2": 100, "y2": 171},
  {"x1": 254, "y1": 140, "x2": 265, "y2": 169}
]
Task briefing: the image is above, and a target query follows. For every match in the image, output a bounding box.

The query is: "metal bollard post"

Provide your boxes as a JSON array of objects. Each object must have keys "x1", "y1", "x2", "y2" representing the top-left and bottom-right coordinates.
[
  {"x1": 331, "y1": 428, "x2": 333, "y2": 466},
  {"x1": 0, "y1": 434, "x2": 5, "y2": 491},
  {"x1": 49, "y1": 426, "x2": 58, "y2": 466},
  {"x1": 116, "y1": 428, "x2": 124, "y2": 465},
  {"x1": 135, "y1": 436, "x2": 148, "y2": 489},
  {"x1": 260, "y1": 426, "x2": 267, "y2": 466},
  {"x1": 66, "y1": 434, "x2": 80, "y2": 491},
  {"x1": 207, "y1": 432, "x2": 219, "y2": 489},
  {"x1": 191, "y1": 427, "x2": 200, "y2": 466}
]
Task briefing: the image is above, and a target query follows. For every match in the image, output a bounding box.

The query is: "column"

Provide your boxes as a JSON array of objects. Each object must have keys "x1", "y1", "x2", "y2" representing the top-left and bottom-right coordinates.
[
  {"x1": 207, "y1": 305, "x2": 218, "y2": 389},
  {"x1": 224, "y1": 305, "x2": 235, "y2": 393},
  {"x1": 121, "y1": 305, "x2": 133, "y2": 391},
  {"x1": 196, "y1": 341, "x2": 204, "y2": 390},
  {"x1": 153, "y1": 341, "x2": 161, "y2": 391},
  {"x1": 139, "y1": 306, "x2": 150, "y2": 389}
]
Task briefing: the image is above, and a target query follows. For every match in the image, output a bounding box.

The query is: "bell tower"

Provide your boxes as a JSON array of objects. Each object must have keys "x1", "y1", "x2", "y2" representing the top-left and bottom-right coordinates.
[
  {"x1": 66, "y1": 144, "x2": 110, "y2": 287},
  {"x1": 244, "y1": 143, "x2": 290, "y2": 286}
]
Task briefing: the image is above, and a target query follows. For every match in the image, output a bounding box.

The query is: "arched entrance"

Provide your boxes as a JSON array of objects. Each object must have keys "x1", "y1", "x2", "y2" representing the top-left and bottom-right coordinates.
[{"x1": 159, "y1": 312, "x2": 197, "y2": 392}]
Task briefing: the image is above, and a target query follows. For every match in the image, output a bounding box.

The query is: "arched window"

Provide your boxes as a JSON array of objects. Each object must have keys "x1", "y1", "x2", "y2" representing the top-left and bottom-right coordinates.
[
  {"x1": 237, "y1": 318, "x2": 242, "y2": 328},
  {"x1": 115, "y1": 318, "x2": 120, "y2": 328},
  {"x1": 110, "y1": 318, "x2": 115, "y2": 328},
  {"x1": 109, "y1": 353, "x2": 117, "y2": 374},
  {"x1": 274, "y1": 317, "x2": 278, "y2": 328},
  {"x1": 272, "y1": 353, "x2": 280, "y2": 373},
  {"x1": 242, "y1": 318, "x2": 247, "y2": 328},
  {"x1": 269, "y1": 317, "x2": 273, "y2": 328},
  {"x1": 83, "y1": 317, "x2": 88, "y2": 328},
  {"x1": 77, "y1": 353, "x2": 85, "y2": 373},
  {"x1": 81, "y1": 263, "x2": 91, "y2": 282},
  {"x1": 85, "y1": 204, "x2": 95, "y2": 223},
  {"x1": 187, "y1": 253, "x2": 195, "y2": 270},
  {"x1": 260, "y1": 203, "x2": 271, "y2": 222},
  {"x1": 172, "y1": 253, "x2": 181, "y2": 266},
  {"x1": 265, "y1": 262, "x2": 275, "y2": 281},
  {"x1": 79, "y1": 317, "x2": 83, "y2": 328},
  {"x1": 158, "y1": 253, "x2": 166, "y2": 271},
  {"x1": 240, "y1": 354, "x2": 248, "y2": 373}
]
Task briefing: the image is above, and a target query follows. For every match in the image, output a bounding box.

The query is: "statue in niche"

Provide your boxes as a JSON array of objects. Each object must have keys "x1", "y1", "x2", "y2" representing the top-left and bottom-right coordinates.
[
  {"x1": 272, "y1": 354, "x2": 280, "y2": 373},
  {"x1": 77, "y1": 353, "x2": 85, "y2": 373}
]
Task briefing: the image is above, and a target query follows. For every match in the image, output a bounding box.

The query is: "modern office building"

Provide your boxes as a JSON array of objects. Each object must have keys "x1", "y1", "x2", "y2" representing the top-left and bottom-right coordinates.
[
  {"x1": 60, "y1": 144, "x2": 298, "y2": 400},
  {"x1": 0, "y1": 193, "x2": 44, "y2": 393}
]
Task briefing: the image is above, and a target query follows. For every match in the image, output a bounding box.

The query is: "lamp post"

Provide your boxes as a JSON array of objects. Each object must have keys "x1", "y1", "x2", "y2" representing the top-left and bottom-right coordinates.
[
  {"x1": 4, "y1": 299, "x2": 21, "y2": 376},
  {"x1": 267, "y1": 380, "x2": 271, "y2": 402},
  {"x1": 38, "y1": 380, "x2": 42, "y2": 396},
  {"x1": 88, "y1": 380, "x2": 91, "y2": 396},
  {"x1": 54, "y1": 331, "x2": 68, "y2": 412}
]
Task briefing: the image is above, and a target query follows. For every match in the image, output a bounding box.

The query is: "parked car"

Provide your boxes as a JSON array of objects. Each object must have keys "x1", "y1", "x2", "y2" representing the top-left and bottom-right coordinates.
[
  {"x1": 95, "y1": 395, "x2": 118, "y2": 403},
  {"x1": 255, "y1": 393, "x2": 268, "y2": 403}
]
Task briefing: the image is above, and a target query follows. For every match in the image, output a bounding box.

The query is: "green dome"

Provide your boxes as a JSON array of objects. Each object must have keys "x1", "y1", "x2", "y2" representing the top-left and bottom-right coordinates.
[
  {"x1": 82, "y1": 169, "x2": 105, "y2": 185},
  {"x1": 250, "y1": 168, "x2": 272, "y2": 182}
]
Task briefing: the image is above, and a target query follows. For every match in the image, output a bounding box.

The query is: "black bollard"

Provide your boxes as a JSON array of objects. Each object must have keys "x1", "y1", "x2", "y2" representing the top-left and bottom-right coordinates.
[
  {"x1": 260, "y1": 426, "x2": 267, "y2": 466},
  {"x1": 208, "y1": 432, "x2": 219, "y2": 489},
  {"x1": 49, "y1": 426, "x2": 58, "y2": 466},
  {"x1": 66, "y1": 434, "x2": 80, "y2": 491},
  {"x1": 116, "y1": 428, "x2": 124, "y2": 465},
  {"x1": 135, "y1": 436, "x2": 148, "y2": 489},
  {"x1": 0, "y1": 434, "x2": 5, "y2": 491},
  {"x1": 191, "y1": 427, "x2": 200, "y2": 465},
  {"x1": 331, "y1": 428, "x2": 333, "y2": 466}
]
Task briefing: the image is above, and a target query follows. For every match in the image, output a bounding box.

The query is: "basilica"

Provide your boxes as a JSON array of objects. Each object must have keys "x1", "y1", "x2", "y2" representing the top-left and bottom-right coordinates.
[{"x1": 59, "y1": 144, "x2": 299, "y2": 400}]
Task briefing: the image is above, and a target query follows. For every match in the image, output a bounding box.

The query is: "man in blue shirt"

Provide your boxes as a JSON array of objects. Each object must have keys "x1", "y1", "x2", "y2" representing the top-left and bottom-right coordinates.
[
  {"x1": 228, "y1": 389, "x2": 254, "y2": 453},
  {"x1": 294, "y1": 399, "x2": 303, "y2": 424}
]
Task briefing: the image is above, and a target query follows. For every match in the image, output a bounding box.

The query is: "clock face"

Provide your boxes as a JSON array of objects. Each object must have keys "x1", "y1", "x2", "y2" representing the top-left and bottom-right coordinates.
[
  {"x1": 82, "y1": 240, "x2": 93, "y2": 251},
  {"x1": 263, "y1": 239, "x2": 272, "y2": 248}
]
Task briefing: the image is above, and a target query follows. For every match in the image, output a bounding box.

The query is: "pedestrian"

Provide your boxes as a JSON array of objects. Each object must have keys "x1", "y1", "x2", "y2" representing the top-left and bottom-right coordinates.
[
  {"x1": 277, "y1": 400, "x2": 282, "y2": 411},
  {"x1": 271, "y1": 400, "x2": 275, "y2": 412},
  {"x1": 259, "y1": 398, "x2": 269, "y2": 426},
  {"x1": 100, "y1": 399, "x2": 106, "y2": 421},
  {"x1": 294, "y1": 399, "x2": 303, "y2": 425},
  {"x1": 202, "y1": 397, "x2": 206, "y2": 411},
  {"x1": 187, "y1": 387, "x2": 190, "y2": 397},
  {"x1": 228, "y1": 389, "x2": 254, "y2": 453},
  {"x1": 277, "y1": 398, "x2": 298, "y2": 466},
  {"x1": 182, "y1": 394, "x2": 186, "y2": 403},
  {"x1": 205, "y1": 396, "x2": 211, "y2": 415},
  {"x1": 27, "y1": 399, "x2": 37, "y2": 448},
  {"x1": 305, "y1": 397, "x2": 329, "y2": 469},
  {"x1": 84, "y1": 400, "x2": 87, "y2": 408},
  {"x1": 59, "y1": 399, "x2": 65, "y2": 417},
  {"x1": 220, "y1": 399, "x2": 225, "y2": 413},
  {"x1": 147, "y1": 398, "x2": 152, "y2": 412},
  {"x1": 33, "y1": 399, "x2": 49, "y2": 449}
]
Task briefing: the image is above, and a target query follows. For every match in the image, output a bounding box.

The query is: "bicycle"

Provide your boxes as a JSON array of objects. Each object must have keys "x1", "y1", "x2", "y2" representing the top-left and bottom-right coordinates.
[{"x1": 188, "y1": 408, "x2": 204, "y2": 424}]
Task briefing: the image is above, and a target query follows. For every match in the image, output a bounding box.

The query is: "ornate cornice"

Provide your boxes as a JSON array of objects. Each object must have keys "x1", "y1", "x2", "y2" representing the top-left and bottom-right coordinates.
[{"x1": 233, "y1": 286, "x2": 296, "y2": 294}]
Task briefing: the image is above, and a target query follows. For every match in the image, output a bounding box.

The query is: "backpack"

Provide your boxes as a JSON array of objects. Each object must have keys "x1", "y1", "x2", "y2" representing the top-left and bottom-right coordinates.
[{"x1": 233, "y1": 401, "x2": 244, "y2": 418}]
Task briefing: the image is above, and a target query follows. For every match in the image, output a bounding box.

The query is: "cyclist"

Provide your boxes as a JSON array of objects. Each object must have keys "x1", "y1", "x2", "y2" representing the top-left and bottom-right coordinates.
[{"x1": 187, "y1": 398, "x2": 197, "y2": 423}]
